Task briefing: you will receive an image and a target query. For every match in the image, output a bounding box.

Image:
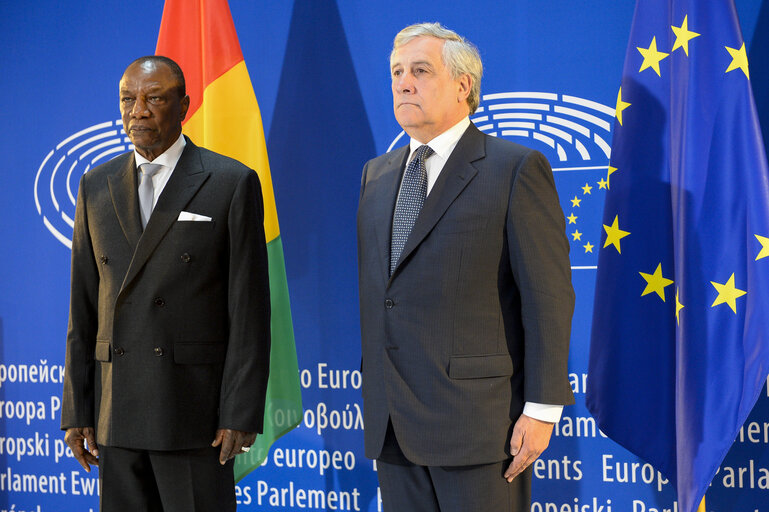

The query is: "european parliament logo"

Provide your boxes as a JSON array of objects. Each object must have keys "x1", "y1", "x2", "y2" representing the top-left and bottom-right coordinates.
[
  {"x1": 34, "y1": 120, "x2": 132, "y2": 248},
  {"x1": 389, "y1": 91, "x2": 616, "y2": 268},
  {"x1": 38, "y1": 92, "x2": 617, "y2": 262}
]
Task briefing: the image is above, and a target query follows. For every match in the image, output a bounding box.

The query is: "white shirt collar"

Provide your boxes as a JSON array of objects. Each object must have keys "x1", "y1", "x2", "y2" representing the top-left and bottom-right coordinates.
[
  {"x1": 404, "y1": 117, "x2": 471, "y2": 196},
  {"x1": 133, "y1": 132, "x2": 186, "y2": 171},
  {"x1": 408, "y1": 117, "x2": 471, "y2": 161}
]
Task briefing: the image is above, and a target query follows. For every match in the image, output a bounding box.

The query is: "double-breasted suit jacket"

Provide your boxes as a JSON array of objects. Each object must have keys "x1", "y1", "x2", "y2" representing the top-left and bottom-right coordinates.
[
  {"x1": 62, "y1": 137, "x2": 271, "y2": 451},
  {"x1": 357, "y1": 123, "x2": 575, "y2": 467}
]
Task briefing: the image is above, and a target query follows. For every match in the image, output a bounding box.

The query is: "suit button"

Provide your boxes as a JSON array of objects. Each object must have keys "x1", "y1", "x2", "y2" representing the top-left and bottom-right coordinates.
[
  {"x1": 181, "y1": 253, "x2": 191, "y2": 263},
  {"x1": 100, "y1": 255, "x2": 109, "y2": 264},
  {"x1": 113, "y1": 347, "x2": 125, "y2": 356},
  {"x1": 153, "y1": 347, "x2": 164, "y2": 356},
  {"x1": 385, "y1": 299, "x2": 394, "y2": 309},
  {"x1": 154, "y1": 297, "x2": 165, "y2": 307}
]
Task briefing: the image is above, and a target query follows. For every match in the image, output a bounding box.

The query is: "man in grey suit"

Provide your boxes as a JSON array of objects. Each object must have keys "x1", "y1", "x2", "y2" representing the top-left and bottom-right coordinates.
[
  {"x1": 61, "y1": 56, "x2": 270, "y2": 511},
  {"x1": 357, "y1": 23, "x2": 575, "y2": 510}
]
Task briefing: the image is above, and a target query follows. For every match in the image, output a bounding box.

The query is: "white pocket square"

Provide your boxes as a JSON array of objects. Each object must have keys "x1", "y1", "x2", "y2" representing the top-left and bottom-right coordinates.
[{"x1": 177, "y1": 211, "x2": 212, "y2": 222}]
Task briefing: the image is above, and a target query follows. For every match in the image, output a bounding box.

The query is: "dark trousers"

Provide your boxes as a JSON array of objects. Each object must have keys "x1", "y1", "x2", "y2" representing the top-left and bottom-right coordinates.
[
  {"x1": 377, "y1": 422, "x2": 531, "y2": 512},
  {"x1": 99, "y1": 445, "x2": 236, "y2": 512}
]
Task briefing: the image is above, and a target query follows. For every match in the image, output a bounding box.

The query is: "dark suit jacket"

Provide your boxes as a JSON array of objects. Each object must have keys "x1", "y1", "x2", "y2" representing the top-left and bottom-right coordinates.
[
  {"x1": 357, "y1": 123, "x2": 575, "y2": 467},
  {"x1": 61, "y1": 137, "x2": 271, "y2": 451}
]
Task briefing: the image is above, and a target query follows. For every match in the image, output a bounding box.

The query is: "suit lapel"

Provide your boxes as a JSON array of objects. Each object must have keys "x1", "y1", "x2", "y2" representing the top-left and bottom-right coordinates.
[
  {"x1": 390, "y1": 124, "x2": 484, "y2": 279},
  {"x1": 372, "y1": 146, "x2": 410, "y2": 280},
  {"x1": 119, "y1": 140, "x2": 210, "y2": 293},
  {"x1": 108, "y1": 154, "x2": 143, "y2": 250}
]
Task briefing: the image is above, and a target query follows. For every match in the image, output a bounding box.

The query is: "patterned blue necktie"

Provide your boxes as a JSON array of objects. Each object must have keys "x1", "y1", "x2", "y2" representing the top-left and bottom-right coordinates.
[{"x1": 390, "y1": 144, "x2": 434, "y2": 275}]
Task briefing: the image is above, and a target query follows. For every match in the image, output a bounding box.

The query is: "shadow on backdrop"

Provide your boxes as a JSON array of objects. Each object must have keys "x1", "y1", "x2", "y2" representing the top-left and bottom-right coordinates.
[{"x1": 266, "y1": 0, "x2": 379, "y2": 508}]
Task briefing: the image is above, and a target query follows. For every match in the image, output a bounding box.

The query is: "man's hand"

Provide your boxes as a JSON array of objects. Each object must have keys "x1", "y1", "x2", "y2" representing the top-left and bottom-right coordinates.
[
  {"x1": 212, "y1": 429, "x2": 257, "y2": 465},
  {"x1": 64, "y1": 427, "x2": 99, "y2": 472},
  {"x1": 504, "y1": 414, "x2": 555, "y2": 482}
]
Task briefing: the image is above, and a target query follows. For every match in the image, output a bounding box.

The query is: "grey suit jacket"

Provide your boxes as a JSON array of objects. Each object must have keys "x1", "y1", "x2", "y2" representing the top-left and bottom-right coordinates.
[
  {"x1": 357, "y1": 123, "x2": 575, "y2": 467},
  {"x1": 61, "y1": 138, "x2": 271, "y2": 451}
]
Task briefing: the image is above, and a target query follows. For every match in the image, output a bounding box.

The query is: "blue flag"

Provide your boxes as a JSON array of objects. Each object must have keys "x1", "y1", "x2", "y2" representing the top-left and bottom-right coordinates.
[{"x1": 586, "y1": 1, "x2": 769, "y2": 511}]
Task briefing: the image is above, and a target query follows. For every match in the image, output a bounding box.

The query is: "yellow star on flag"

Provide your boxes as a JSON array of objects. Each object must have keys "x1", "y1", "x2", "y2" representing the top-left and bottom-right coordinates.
[
  {"x1": 755, "y1": 234, "x2": 769, "y2": 260},
  {"x1": 567, "y1": 213, "x2": 578, "y2": 224},
  {"x1": 572, "y1": 230, "x2": 582, "y2": 241},
  {"x1": 637, "y1": 36, "x2": 670, "y2": 76},
  {"x1": 671, "y1": 16, "x2": 700, "y2": 56},
  {"x1": 571, "y1": 196, "x2": 582, "y2": 208},
  {"x1": 607, "y1": 166, "x2": 618, "y2": 189},
  {"x1": 725, "y1": 43, "x2": 750, "y2": 79},
  {"x1": 603, "y1": 215, "x2": 631, "y2": 254},
  {"x1": 597, "y1": 178, "x2": 608, "y2": 189},
  {"x1": 582, "y1": 183, "x2": 593, "y2": 195},
  {"x1": 710, "y1": 273, "x2": 747, "y2": 314},
  {"x1": 675, "y1": 288, "x2": 684, "y2": 325},
  {"x1": 584, "y1": 242, "x2": 594, "y2": 253},
  {"x1": 639, "y1": 263, "x2": 674, "y2": 301},
  {"x1": 615, "y1": 89, "x2": 631, "y2": 126}
]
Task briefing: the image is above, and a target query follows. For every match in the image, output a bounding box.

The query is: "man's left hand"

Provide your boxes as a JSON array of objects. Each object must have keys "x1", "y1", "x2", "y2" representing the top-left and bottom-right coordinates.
[
  {"x1": 212, "y1": 429, "x2": 257, "y2": 465},
  {"x1": 504, "y1": 414, "x2": 555, "y2": 482}
]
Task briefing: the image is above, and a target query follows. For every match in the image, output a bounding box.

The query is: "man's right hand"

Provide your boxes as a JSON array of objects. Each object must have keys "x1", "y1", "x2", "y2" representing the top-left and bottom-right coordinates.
[{"x1": 64, "y1": 427, "x2": 99, "y2": 472}]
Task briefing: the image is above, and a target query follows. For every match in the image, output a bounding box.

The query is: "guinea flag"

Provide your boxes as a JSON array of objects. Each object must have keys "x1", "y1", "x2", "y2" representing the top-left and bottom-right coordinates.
[{"x1": 156, "y1": 0, "x2": 303, "y2": 481}]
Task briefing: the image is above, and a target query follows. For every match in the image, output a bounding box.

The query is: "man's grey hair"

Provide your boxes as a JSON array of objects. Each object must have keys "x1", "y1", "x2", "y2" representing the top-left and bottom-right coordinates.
[{"x1": 391, "y1": 22, "x2": 483, "y2": 114}]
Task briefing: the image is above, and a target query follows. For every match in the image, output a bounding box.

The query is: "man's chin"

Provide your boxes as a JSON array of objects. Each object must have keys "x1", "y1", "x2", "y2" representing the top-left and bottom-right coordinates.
[
  {"x1": 129, "y1": 137, "x2": 157, "y2": 149},
  {"x1": 394, "y1": 116, "x2": 423, "y2": 132}
]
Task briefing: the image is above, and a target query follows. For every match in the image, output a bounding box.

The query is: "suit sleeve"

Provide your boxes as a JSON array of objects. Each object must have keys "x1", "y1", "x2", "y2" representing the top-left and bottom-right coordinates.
[
  {"x1": 61, "y1": 175, "x2": 99, "y2": 430},
  {"x1": 219, "y1": 169, "x2": 272, "y2": 433},
  {"x1": 359, "y1": 160, "x2": 369, "y2": 201},
  {"x1": 357, "y1": 161, "x2": 370, "y2": 375},
  {"x1": 506, "y1": 150, "x2": 575, "y2": 406}
]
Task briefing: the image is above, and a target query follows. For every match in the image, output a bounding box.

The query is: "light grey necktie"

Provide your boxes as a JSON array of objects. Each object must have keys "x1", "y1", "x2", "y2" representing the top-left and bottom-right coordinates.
[
  {"x1": 390, "y1": 144, "x2": 434, "y2": 275},
  {"x1": 138, "y1": 163, "x2": 162, "y2": 228}
]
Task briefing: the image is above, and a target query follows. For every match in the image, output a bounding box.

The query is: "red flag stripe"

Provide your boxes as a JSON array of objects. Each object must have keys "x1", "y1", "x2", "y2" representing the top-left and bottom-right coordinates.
[{"x1": 155, "y1": 0, "x2": 243, "y2": 120}]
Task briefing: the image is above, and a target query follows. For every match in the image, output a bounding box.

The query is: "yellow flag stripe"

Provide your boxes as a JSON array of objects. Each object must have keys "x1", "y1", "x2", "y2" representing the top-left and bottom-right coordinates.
[{"x1": 183, "y1": 61, "x2": 279, "y2": 243}]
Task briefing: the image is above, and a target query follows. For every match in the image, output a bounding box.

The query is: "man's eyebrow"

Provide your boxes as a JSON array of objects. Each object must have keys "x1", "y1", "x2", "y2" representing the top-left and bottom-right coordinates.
[
  {"x1": 120, "y1": 85, "x2": 172, "y2": 97},
  {"x1": 391, "y1": 60, "x2": 434, "y2": 70}
]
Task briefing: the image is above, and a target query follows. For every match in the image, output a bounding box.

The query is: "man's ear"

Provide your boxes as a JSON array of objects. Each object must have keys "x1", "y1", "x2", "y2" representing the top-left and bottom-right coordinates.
[
  {"x1": 457, "y1": 74, "x2": 472, "y2": 103},
  {"x1": 180, "y1": 94, "x2": 191, "y2": 121}
]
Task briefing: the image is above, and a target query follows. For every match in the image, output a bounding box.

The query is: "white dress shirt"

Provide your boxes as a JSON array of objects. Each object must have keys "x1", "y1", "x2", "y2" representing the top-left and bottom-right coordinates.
[
  {"x1": 405, "y1": 117, "x2": 564, "y2": 424},
  {"x1": 133, "y1": 133, "x2": 186, "y2": 209}
]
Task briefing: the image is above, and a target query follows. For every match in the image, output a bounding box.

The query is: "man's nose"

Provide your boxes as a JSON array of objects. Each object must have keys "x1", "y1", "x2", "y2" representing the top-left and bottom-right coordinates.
[
  {"x1": 131, "y1": 97, "x2": 150, "y2": 117},
  {"x1": 395, "y1": 73, "x2": 414, "y2": 94}
]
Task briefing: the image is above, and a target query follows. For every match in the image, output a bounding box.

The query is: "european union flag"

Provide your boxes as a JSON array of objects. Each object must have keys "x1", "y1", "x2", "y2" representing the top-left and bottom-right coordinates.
[{"x1": 586, "y1": 1, "x2": 769, "y2": 511}]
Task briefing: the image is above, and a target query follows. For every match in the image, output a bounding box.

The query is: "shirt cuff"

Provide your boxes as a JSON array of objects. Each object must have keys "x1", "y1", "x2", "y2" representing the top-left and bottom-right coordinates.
[{"x1": 522, "y1": 402, "x2": 563, "y2": 423}]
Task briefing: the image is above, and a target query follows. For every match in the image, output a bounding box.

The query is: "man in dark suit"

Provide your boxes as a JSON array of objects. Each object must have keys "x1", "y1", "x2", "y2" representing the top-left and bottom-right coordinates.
[
  {"x1": 61, "y1": 56, "x2": 270, "y2": 511},
  {"x1": 357, "y1": 23, "x2": 575, "y2": 510}
]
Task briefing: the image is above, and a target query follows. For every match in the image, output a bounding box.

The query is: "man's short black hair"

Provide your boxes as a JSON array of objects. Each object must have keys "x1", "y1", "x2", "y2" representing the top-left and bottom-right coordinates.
[{"x1": 127, "y1": 55, "x2": 186, "y2": 98}]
